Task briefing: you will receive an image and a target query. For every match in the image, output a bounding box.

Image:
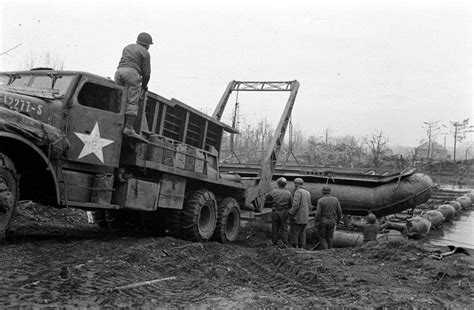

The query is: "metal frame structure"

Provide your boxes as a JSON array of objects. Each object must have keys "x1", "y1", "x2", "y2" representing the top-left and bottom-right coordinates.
[{"x1": 213, "y1": 80, "x2": 300, "y2": 212}]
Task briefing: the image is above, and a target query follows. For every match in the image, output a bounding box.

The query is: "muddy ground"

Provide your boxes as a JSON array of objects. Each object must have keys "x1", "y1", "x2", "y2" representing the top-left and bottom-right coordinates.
[{"x1": 0, "y1": 202, "x2": 473, "y2": 308}]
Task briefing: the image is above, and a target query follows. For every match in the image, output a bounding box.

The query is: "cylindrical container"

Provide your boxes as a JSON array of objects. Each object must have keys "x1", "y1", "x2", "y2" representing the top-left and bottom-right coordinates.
[
  {"x1": 465, "y1": 190, "x2": 474, "y2": 202},
  {"x1": 448, "y1": 200, "x2": 463, "y2": 212},
  {"x1": 423, "y1": 210, "x2": 444, "y2": 227},
  {"x1": 437, "y1": 204, "x2": 456, "y2": 221},
  {"x1": 416, "y1": 203, "x2": 431, "y2": 210},
  {"x1": 408, "y1": 216, "x2": 431, "y2": 237},
  {"x1": 456, "y1": 196, "x2": 472, "y2": 209},
  {"x1": 377, "y1": 230, "x2": 407, "y2": 244},
  {"x1": 90, "y1": 173, "x2": 114, "y2": 204},
  {"x1": 332, "y1": 231, "x2": 363, "y2": 248}
]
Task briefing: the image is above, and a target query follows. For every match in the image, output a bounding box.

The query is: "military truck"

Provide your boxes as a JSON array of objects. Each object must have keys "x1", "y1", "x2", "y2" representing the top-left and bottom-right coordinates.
[{"x1": 0, "y1": 69, "x2": 299, "y2": 242}]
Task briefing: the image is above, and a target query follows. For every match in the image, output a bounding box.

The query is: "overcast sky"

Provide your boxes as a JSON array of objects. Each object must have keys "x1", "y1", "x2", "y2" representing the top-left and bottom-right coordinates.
[{"x1": 1, "y1": 0, "x2": 472, "y2": 148}]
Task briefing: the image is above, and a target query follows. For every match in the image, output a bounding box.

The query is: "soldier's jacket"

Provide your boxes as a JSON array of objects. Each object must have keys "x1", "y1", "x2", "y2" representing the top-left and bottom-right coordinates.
[
  {"x1": 352, "y1": 221, "x2": 379, "y2": 242},
  {"x1": 117, "y1": 43, "x2": 151, "y2": 88},
  {"x1": 265, "y1": 188, "x2": 292, "y2": 211},
  {"x1": 315, "y1": 194, "x2": 342, "y2": 225},
  {"x1": 289, "y1": 187, "x2": 311, "y2": 224}
]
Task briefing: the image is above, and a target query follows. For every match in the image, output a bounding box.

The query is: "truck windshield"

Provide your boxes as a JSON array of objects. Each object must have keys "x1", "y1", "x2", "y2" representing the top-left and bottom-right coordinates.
[
  {"x1": 0, "y1": 73, "x2": 75, "y2": 97},
  {"x1": 0, "y1": 75, "x2": 9, "y2": 85}
]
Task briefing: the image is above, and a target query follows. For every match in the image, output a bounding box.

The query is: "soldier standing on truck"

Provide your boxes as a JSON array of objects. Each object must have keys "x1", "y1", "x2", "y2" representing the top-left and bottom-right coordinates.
[
  {"x1": 288, "y1": 178, "x2": 311, "y2": 248},
  {"x1": 265, "y1": 177, "x2": 292, "y2": 248},
  {"x1": 115, "y1": 32, "x2": 153, "y2": 139}
]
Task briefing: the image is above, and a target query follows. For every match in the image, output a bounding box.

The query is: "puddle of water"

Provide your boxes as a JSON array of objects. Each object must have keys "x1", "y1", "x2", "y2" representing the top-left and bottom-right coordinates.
[{"x1": 429, "y1": 209, "x2": 474, "y2": 249}]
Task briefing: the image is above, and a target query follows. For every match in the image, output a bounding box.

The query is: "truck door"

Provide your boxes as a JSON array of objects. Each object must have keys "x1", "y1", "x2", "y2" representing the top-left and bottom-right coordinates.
[{"x1": 65, "y1": 75, "x2": 125, "y2": 167}]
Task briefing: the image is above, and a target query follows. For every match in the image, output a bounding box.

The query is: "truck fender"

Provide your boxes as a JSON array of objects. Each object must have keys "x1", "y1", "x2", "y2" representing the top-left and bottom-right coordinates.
[{"x1": 0, "y1": 132, "x2": 61, "y2": 205}]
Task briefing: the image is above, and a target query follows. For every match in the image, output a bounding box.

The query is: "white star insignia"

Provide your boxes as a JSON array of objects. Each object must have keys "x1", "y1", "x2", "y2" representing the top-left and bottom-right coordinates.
[{"x1": 74, "y1": 122, "x2": 114, "y2": 163}]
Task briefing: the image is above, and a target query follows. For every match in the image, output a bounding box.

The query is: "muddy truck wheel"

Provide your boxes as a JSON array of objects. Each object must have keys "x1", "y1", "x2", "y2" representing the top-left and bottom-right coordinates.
[
  {"x1": 181, "y1": 189, "x2": 217, "y2": 241},
  {"x1": 0, "y1": 153, "x2": 19, "y2": 240},
  {"x1": 212, "y1": 197, "x2": 241, "y2": 243}
]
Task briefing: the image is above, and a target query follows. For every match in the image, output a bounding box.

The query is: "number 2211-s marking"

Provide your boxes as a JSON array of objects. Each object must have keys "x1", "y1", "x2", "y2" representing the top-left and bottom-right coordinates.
[{"x1": 0, "y1": 95, "x2": 43, "y2": 115}]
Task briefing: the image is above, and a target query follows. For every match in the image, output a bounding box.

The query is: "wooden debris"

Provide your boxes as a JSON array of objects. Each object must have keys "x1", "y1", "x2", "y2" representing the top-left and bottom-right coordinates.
[
  {"x1": 111, "y1": 276, "x2": 176, "y2": 291},
  {"x1": 20, "y1": 281, "x2": 40, "y2": 290}
]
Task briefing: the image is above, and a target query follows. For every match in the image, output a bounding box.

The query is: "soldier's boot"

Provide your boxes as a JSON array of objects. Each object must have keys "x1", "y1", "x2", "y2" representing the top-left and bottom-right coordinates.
[{"x1": 123, "y1": 114, "x2": 148, "y2": 143}]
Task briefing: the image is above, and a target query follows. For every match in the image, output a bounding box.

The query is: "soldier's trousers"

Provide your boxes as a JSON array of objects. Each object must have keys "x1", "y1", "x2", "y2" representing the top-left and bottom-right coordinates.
[
  {"x1": 289, "y1": 223, "x2": 307, "y2": 248},
  {"x1": 115, "y1": 67, "x2": 142, "y2": 116},
  {"x1": 271, "y1": 210, "x2": 289, "y2": 245},
  {"x1": 318, "y1": 221, "x2": 336, "y2": 250}
]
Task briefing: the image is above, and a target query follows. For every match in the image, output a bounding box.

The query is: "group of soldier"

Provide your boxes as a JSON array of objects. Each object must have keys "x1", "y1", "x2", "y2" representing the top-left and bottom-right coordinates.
[
  {"x1": 265, "y1": 177, "x2": 342, "y2": 249},
  {"x1": 266, "y1": 177, "x2": 427, "y2": 249}
]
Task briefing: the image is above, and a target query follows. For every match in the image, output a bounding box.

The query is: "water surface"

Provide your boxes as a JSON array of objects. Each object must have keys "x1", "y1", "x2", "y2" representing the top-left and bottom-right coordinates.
[{"x1": 429, "y1": 209, "x2": 474, "y2": 249}]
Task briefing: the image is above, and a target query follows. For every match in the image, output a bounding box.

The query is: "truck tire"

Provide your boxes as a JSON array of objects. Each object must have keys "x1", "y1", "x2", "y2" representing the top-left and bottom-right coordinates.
[
  {"x1": 0, "y1": 153, "x2": 19, "y2": 240},
  {"x1": 181, "y1": 189, "x2": 217, "y2": 241},
  {"x1": 212, "y1": 197, "x2": 241, "y2": 243}
]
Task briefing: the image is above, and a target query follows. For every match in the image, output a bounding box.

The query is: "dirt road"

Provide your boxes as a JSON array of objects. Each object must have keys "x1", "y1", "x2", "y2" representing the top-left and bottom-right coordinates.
[{"x1": 0, "y1": 202, "x2": 473, "y2": 308}]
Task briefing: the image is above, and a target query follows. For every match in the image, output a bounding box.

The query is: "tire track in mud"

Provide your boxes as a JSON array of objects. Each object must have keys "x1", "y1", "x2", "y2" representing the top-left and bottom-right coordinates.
[
  {"x1": 78, "y1": 244, "x2": 329, "y2": 304},
  {"x1": 234, "y1": 251, "x2": 319, "y2": 298},
  {"x1": 13, "y1": 247, "x2": 328, "y2": 305},
  {"x1": 1, "y1": 230, "x2": 347, "y2": 307},
  {"x1": 3, "y1": 206, "x2": 331, "y2": 305},
  {"x1": 96, "y1": 245, "x2": 320, "y2": 303},
  {"x1": 226, "y1": 247, "x2": 358, "y2": 303},
  {"x1": 70, "y1": 242, "x2": 231, "y2": 305}
]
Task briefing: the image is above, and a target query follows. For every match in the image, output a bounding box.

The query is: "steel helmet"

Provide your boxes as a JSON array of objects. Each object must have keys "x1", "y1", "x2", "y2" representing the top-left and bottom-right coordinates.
[
  {"x1": 322, "y1": 186, "x2": 331, "y2": 194},
  {"x1": 294, "y1": 178, "x2": 304, "y2": 186},
  {"x1": 137, "y1": 32, "x2": 153, "y2": 45},
  {"x1": 277, "y1": 177, "x2": 287, "y2": 187},
  {"x1": 366, "y1": 213, "x2": 377, "y2": 224}
]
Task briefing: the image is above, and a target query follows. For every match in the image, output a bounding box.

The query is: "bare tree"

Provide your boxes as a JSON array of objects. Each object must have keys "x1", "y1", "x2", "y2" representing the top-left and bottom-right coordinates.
[
  {"x1": 334, "y1": 135, "x2": 364, "y2": 166},
  {"x1": 21, "y1": 51, "x2": 65, "y2": 70},
  {"x1": 366, "y1": 130, "x2": 389, "y2": 167},
  {"x1": 220, "y1": 117, "x2": 274, "y2": 163},
  {"x1": 303, "y1": 135, "x2": 321, "y2": 164},
  {"x1": 323, "y1": 128, "x2": 332, "y2": 145}
]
